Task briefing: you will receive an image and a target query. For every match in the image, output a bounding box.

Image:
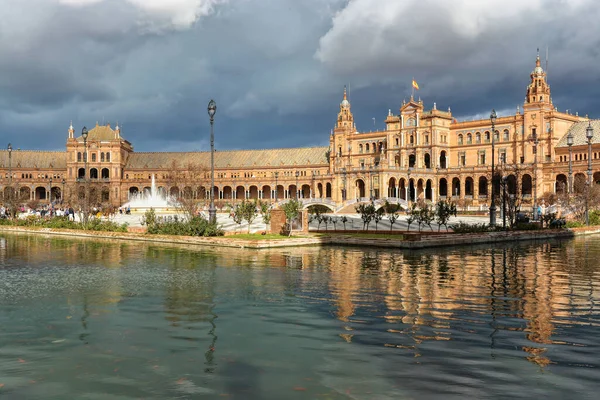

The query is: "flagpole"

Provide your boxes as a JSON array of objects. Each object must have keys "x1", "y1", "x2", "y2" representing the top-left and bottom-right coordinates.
[{"x1": 411, "y1": 77, "x2": 414, "y2": 98}]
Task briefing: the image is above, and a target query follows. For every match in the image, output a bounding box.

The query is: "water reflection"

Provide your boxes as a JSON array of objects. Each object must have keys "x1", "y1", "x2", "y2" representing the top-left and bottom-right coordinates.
[{"x1": 1, "y1": 233, "x2": 600, "y2": 398}]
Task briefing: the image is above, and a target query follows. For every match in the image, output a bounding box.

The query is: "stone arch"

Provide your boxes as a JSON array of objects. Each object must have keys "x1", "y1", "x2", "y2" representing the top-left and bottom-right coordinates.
[
  {"x1": 521, "y1": 174, "x2": 532, "y2": 196},
  {"x1": 425, "y1": 179, "x2": 433, "y2": 200},
  {"x1": 478, "y1": 176, "x2": 488, "y2": 196},
  {"x1": 355, "y1": 179, "x2": 366, "y2": 198},
  {"x1": 424, "y1": 153, "x2": 431, "y2": 168},
  {"x1": 183, "y1": 186, "x2": 193, "y2": 199},
  {"x1": 317, "y1": 183, "x2": 323, "y2": 198},
  {"x1": 506, "y1": 175, "x2": 517, "y2": 195},
  {"x1": 399, "y1": 178, "x2": 407, "y2": 200},
  {"x1": 574, "y1": 173, "x2": 587, "y2": 193},
  {"x1": 301, "y1": 184, "x2": 310, "y2": 198},
  {"x1": 35, "y1": 186, "x2": 47, "y2": 200},
  {"x1": 101, "y1": 168, "x2": 109, "y2": 179},
  {"x1": 90, "y1": 168, "x2": 98, "y2": 179},
  {"x1": 408, "y1": 179, "x2": 416, "y2": 201},
  {"x1": 101, "y1": 186, "x2": 110, "y2": 202},
  {"x1": 556, "y1": 174, "x2": 567, "y2": 194},
  {"x1": 20, "y1": 186, "x2": 30, "y2": 200},
  {"x1": 451, "y1": 177, "x2": 460, "y2": 197},
  {"x1": 465, "y1": 176, "x2": 474, "y2": 196},
  {"x1": 594, "y1": 171, "x2": 600, "y2": 185},
  {"x1": 326, "y1": 183, "x2": 332, "y2": 198},
  {"x1": 388, "y1": 177, "x2": 397, "y2": 197},
  {"x1": 417, "y1": 178, "x2": 424, "y2": 199},
  {"x1": 262, "y1": 185, "x2": 272, "y2": 199},
  {"x1": 439, "y1": 178, "x2": 448, "y2": 197},
  {"x1": 249, "y1": 185, "x2": 259, "y2": 199},
  {"x1": 78, "y1": 168, "x2": 85, "y2": 179},
  {"x1": 170, "y1": 186, "x2": 179, "y2": 198},
  {"x1": 223, "y1": 186, "x2": 233, "y2": 199},
  {"x1": 439, "y1": 151, "x2": 447, "y2": 169},
  {"x1": 408, "y1": 154, "x2": 416, "y2": 168}
]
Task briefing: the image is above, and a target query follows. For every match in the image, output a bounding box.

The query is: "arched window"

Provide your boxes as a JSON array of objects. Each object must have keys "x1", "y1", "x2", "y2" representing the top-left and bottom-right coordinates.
[
  {"x1": 106, "y1": 152, "x2": 110, "y2": 162},
  {"x1": 485, "y1": 131, "x2": 490, "y2": 142},
  {"x1": 92, "y1": 153, "x2": 97, "y2": 162},
  {"x1": 366, "y1": 143, "x2": 370, "y2": 152},
  {"x1": 458, "y1": 134, "x2": 463, "y2": 145},
  {"x1": 77, "y1": 152, "x2": 82, "y2": 162},
  {"x1": 467, "y1": 133, "x2": 472, "y2": 144},
  {"x1": 101, "y1": 152, "x2": 105, "y2": 162},
  {"x1": 503, "y1": 129, "x2": 510, "y2": 141},
  {"x1": 359, "y1": 144, "x2": 363, "y2": 153},
  {"x1": 476, "y1": 132, "x2": 481, "y2": 143}
]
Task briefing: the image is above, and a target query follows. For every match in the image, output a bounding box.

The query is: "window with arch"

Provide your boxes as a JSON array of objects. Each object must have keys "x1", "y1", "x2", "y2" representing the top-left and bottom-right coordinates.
[
  {"x1": 466, "y1": 133, "x2": 472, "y2": 144},
  {"x1": 476, "y1": 132, "x2": 481, "y2": 143},
  {"x1": 366, "y1": 143, "x2": 370, "y2": 152},
  {"x1": 410, "y1": 135, "x2": 414, "y2": 145},
  {"x1": 458, "y1": 134, "x2": 463, "y2": 145},
  {"x1": 503, "y1": 129, "x2": 510, "y2": 141},
  {"x1": 92, "y1": 153, "x2": 97, "y2": 162},
  {"x1": 77, "y1": 152, "x2": 82, "y2": 162},
  {"x1": 359, "y1": 144, "x2": 363, "y2": 153},
  {"x1": 106, "y1": 152, "x2": 110, "y2": 162},
  {"x1": 494, "y1": 130, "x2": 500, "y2": 142},
  {"x1": 395, "y1": 138, "x2": 399, "y2": 146},
  {"x1": 485, "y1": 131, "x2": 490, "y2": 143},
  {"x1": 101, "y1": 152, "x2": 105, "y2": 162}
]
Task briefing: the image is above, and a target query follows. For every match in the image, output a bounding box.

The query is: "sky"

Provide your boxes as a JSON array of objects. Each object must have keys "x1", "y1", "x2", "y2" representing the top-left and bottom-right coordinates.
[{"x1": 1, "y1": 0, "x2": 599, "y2": 153}]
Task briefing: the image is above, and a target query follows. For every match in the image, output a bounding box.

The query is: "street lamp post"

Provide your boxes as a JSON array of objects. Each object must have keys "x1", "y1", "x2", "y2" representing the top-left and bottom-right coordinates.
[
  {"x1": 61, "y1": 178, "x2": 66, "y2": 204},
  {"x1": 274, "y1": 171, "x2": 278, "y2": 202},
  {"x1": 369, "y1": 165, "x2": 374, "y2": 200},
  {"x1": 531, "y1": 129, "x2": 539, "y2": 221},
  {"x1": 207, "y1": 100, "x2": 217, "y2": 224},
  {"x1": 585, "y1": 121, "x2": 594, "y2": 226},
  {"x1": 567, "y1": 131, "x2": 574, "y2": 194},
  {"x1": 49, "y1": 177, "x2": 52, "y2": 205},
  {"x1": 295, "y1": 171, "x2": 299, "y2": 199},
  {"x1": 502, "y1": 174, "x2": 507, "y2": 229},
  {"x1": 82, "y1": 127, "x2": 89, "y2": 225},
  {"x1": 7, "y1": 143, "x2": 12, "y2": 218},
  {"x1": 341, "y1": 167, "x2": 347, "y2": 201},
  {"x1": 489, "y1": 109, "x2": 497, "y2": 227}
]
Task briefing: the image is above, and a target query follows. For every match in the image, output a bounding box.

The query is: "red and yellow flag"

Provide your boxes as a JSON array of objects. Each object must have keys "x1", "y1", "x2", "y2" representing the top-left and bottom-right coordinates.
[{"x1": 412, "y1": 79, "x2": 419, "y2": 90}]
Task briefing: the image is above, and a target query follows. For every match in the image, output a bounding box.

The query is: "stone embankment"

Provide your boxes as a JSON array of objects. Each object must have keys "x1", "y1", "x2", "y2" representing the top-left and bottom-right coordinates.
[{"x1": 1, "y1": 225, "x2": 599, "y2": 250}]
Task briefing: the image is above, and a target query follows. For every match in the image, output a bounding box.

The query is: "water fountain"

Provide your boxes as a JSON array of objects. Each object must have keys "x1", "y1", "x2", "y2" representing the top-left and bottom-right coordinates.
[{"x1": 121, "y1": 174, "x2": 178, "y2": 213}]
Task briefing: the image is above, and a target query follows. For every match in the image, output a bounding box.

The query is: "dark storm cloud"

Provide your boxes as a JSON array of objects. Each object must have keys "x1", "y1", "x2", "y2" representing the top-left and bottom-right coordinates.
[{"x1": 0, "y1": 0, "x2": 599, "y2": 152}]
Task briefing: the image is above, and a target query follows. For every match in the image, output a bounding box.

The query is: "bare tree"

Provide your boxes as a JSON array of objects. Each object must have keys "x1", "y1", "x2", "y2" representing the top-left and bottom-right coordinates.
[
  {"x1": 567, "y1": 176, "x2": 600, "y2": 222},
  {"x1": 166, "y1": 160, "x2": 209, "y2": 220},
  {"x1": 496, "y1": 163, "x2": 529, "y2": 228},
  {"x1": 2, "y1": 185, "x2": 28, "y2": 218}
]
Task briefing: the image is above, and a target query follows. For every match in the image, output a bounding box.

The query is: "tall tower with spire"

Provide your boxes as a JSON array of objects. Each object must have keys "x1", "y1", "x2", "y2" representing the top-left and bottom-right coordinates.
[
  {"x1": 68, "y1": 121, "x2": 74, "y2": 139},
  {"x1": 525, "y1": 49, "x2": 552, "y2": 107},
  {"x1": 335, "y1": 86, "x2": 354, "y2": 133}
]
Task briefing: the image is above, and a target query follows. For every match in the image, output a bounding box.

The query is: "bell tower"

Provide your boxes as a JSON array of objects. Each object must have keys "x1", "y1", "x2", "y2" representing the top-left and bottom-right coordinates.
[
  {"x1": 525, "y1": 49, "x2": 551, "y2": 108},
  {"x1": 335, "y1": 86, "x2": 354, "y2": 133}
]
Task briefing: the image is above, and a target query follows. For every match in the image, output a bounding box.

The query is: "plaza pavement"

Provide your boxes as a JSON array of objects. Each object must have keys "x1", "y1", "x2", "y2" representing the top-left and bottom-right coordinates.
[{"x1": 101, "y1": 212, "x2": 491, "y2": 233}]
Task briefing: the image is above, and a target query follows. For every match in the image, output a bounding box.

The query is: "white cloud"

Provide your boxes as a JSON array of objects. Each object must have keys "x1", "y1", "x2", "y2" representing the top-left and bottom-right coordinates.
[{"x1": 59, "y1": 0, "x2": 226, "y2": 29}]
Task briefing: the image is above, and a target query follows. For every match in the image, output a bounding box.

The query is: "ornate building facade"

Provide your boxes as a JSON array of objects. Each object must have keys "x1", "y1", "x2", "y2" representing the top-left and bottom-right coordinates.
[{"x1": 1, "y1": 53, "x2": 600, "y2": 212}]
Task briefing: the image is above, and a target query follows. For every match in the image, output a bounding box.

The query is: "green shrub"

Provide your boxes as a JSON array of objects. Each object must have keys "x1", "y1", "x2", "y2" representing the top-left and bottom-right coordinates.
[
  {"x1": 142, "y1": 213, "x2": 223, "y2": 237},
  {"x1": 450, "y1": 222, "x2": 490, "y2": 233},
  {"x1": 0, "y1": 215, "x2": 128, "y2": 232},
  {"x1": 589, "y1": 210, "x2": 600, "y2": 226},
  {"x1": 514, "y1": 222, "x2": 542, "y2": 231},
  {"x1": 566, "y1": 220, "x2": 585, "y2": 228}
]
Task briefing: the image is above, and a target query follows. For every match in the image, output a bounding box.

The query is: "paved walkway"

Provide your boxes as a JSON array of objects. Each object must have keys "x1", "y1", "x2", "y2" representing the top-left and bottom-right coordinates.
[{"x1": 99, "y1": 211, "x2": 491, "y2": 233}]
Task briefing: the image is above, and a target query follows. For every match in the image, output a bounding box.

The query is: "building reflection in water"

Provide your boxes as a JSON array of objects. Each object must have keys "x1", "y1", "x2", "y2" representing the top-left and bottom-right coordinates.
[{"x1": 307, "y1": 242, "x2": 600, "y2": 368}]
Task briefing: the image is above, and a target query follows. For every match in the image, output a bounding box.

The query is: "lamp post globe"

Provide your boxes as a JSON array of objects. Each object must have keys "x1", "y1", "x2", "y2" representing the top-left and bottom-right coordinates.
[
  {"x1": 207, "y1": 99, "x2": 217, "y2": 224},
  {"x1": 489, "y1": 109, "x2": 497, "y2": 227}
]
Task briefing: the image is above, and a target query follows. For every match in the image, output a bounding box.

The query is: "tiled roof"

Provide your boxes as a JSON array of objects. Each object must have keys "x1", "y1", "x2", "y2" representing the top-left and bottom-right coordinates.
[
  {"x1": 0, "y1": 150, "x2": 67, "y2": 169},
  {"x1": 76, "y1": 124, "x2": 118, "y2": 142},
  {"x1": 556, "y1": 120, "x2": 600, "y2": 147},
  {"x1": 126, "y1": 147, "x2": 329, "y2": 169}
]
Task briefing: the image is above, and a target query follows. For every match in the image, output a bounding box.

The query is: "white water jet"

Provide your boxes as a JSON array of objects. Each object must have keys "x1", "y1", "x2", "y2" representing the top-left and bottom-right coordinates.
[{"x1": 121, "y1": 174, "x2": 178, "y2": 211}]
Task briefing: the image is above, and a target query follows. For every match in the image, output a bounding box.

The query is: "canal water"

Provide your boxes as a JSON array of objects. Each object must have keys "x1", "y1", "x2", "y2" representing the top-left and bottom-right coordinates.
[{"x1": 0, "y1": 233, "x2": 599, "y2": 399}]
